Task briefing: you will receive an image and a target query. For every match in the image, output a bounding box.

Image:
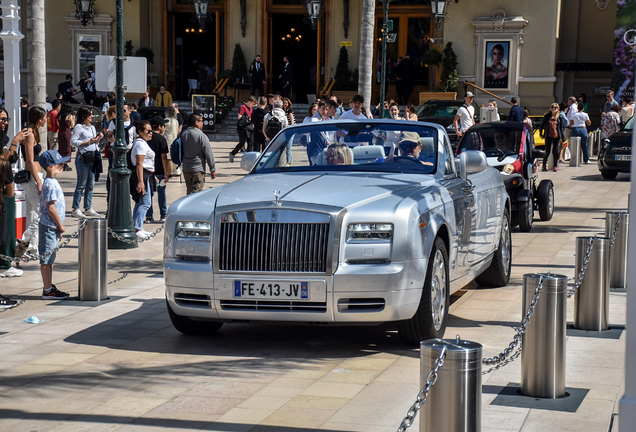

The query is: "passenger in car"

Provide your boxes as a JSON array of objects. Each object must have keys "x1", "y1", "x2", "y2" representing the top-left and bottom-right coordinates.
[{"x1": 325, "y1": 143, "x2": 353, "y2": 166}]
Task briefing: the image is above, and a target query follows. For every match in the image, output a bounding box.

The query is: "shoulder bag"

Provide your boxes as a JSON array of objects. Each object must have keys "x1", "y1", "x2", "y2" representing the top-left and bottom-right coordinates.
[{"x1": 14, "y1": 169, "x2": 30, "y2": 184}]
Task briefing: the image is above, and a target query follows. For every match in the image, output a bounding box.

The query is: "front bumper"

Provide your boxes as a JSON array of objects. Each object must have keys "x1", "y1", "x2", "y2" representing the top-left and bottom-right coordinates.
[
  {"x1": 598, "y1": 150, "x2": 631, "y2": 173},
  {"x1": 164, "y1": 258, "x2": 427, "y2": 324}
]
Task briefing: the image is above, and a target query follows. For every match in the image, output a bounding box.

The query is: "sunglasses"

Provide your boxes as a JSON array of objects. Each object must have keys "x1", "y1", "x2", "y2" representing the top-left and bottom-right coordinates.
[
  {"x1": 325, "y1": 153, "x2": 343, "y2": 161},
  {"x1": 0, "y1": 118, "x2": 9, "y2": 123}
]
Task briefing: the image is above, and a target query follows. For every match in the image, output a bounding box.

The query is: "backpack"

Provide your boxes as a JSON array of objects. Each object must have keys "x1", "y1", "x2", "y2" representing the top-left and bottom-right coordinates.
[
  {"x1": 265, "y1": 115, "x2": 283, "y2": 139},
  {"x1": 170, "y1": 132, "x2": 183, "y2": 166}
]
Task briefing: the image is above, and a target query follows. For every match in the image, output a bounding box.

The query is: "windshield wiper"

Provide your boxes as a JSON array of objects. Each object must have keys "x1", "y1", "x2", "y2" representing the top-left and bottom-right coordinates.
[{"x1": 497, "y1": 149, "x2": 517, "y2": 162}]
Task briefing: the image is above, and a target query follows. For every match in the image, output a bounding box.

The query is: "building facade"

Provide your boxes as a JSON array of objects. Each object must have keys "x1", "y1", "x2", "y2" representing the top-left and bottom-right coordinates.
[{"x1": 0, "y1": 0, "x2": 619, "y2": 123}]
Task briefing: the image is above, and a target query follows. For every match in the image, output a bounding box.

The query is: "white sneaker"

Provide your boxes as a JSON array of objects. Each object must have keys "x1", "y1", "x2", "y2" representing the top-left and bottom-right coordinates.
[
  {"x1": 71, "y1": 209, "x2": 86, "y2": 218},
  {"x1": 135, "y1": 230, "x2": 150, "y2": 240},
  {"x1": 2, "y1": 267, "x2": 23, "y2": 277},
  {"x1": 84, "y1": 208, "x2": 100, "y2": 217}
]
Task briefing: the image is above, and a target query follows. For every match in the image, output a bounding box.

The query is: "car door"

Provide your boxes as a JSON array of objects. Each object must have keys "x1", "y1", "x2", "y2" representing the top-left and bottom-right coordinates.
[{"x1": 466, "y1": 168, "x2": 493, "y2": 263}]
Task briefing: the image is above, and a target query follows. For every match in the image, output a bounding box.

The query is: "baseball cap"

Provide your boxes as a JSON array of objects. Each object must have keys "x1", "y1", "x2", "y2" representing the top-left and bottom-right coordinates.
[
  {"x1": 39, "y1": 150, "x2": 70, "y2": 169},
  {"x1": 465, "y1": 91, "x2": 475, "y2": 98},
  {"x1": 150, "y1": 116, "x2": 169, "y2": 128}
]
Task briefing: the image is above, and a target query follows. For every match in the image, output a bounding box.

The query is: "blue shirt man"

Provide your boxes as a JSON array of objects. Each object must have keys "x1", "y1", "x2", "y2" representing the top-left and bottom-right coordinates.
[{"x1": 509, "y1": 97, "x2": 523, "y2": 122}]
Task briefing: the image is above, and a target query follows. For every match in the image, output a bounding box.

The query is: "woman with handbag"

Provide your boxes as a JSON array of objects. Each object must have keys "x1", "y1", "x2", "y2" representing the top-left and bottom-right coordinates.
[
  {"x1": 15, "y1": 106, "x2": 48, "y2": 256},
  {"x1": 229, "y1": 96, "x2": 256, "y2": 163},
  {"x1": 70, "y1": 106, "x2": 103, "y2": 218},
  {"x1": 130, "y1": 120, "x2": 156, "y2": 239},
  {"x1": 539, "y1": 103, "x2": 566, "y2": 172}
]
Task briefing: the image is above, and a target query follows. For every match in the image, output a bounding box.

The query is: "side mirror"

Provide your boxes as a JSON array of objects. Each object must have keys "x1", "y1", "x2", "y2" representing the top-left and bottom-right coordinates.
[
  {"x1": 458, "y1": 150, "x2": 488, "y2": 180},
  {"x1": 240, "y1": 152, "x2": 261, "y2": 172},
  {"x1": 533, "y1": 149, "x2": 546, "y2": 160}
]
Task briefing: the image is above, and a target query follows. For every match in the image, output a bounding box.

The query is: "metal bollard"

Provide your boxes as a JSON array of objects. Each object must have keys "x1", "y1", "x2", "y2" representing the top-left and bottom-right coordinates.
[
  {"x1": 573, "y1": 237, "x2": 610, "y2": 330},
  {"x1": 606, "y1": 212, "x2": 629, "y2": 289},
  {"x1": 569, "y1": 136, "x2": 580, "y2": 167},
  {"x1": 521, "y1": 273, "x2": 568, "y2": 398},
  {"x1": 420, "y1": 338, "x2": 482, "y2": 432},
  {"x1": 78, "y1": 218, "x2": 108, "y2": 301}
]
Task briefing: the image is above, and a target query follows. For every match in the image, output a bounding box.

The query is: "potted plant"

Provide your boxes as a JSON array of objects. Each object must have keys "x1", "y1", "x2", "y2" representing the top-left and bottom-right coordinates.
[
  {"x1": 331, "y1": 46, "x2": 358, "y2": 102},
  {"x1": 419, "y1": 43, "x2": 458, "y2": 104}
]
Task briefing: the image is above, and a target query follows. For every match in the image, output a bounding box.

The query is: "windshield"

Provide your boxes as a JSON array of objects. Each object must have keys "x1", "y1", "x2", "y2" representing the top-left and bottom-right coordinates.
[
  {"x1": 416, "y1": 101, "x2": 463, "y2": 118},
  {"x1": 457, "y1": 127, "x2": 522, "y2": 158},
  {"x1": 253, "y1": 121, "x2": 439, "y2": 174},
  {"x1": 624, "y1": 115, "x2": 634, "y2": 130}
]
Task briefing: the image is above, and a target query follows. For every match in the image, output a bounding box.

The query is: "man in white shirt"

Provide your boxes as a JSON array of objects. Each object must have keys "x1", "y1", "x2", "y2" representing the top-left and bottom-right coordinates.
[
  {"x1": 453, "y1": 92, "x2": 475, "y2": 138},
  {"x1": 566, "y1": 96, "x2": 578, "y2": 123},
  {"x1": 339, "y1": 94, "x2": 368, "y2": 120}
]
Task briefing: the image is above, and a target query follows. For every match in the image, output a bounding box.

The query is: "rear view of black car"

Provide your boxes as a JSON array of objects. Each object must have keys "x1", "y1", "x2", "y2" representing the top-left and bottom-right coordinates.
[{"x1": 598, "y1": 115, "x2": 632, "y2": 180}]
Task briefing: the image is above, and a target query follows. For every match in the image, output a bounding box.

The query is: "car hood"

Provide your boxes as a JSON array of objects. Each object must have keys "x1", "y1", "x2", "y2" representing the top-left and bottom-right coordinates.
[
  {"x1": 212, "y1": 171, "x2": 436, "y2": 212},
  {"x1": 607, "y1": 131, "x2": 632, "y2": 146},
  {"x1": 418, "y1": 116, "x2": 454, "y2": 128}
]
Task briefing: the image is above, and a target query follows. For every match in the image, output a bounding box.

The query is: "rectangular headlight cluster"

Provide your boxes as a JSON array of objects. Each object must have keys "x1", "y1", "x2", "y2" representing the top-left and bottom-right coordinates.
[
  {"x1": 347, "y1": 223, "x2": 393, "y2": 242},
  {"x1": 176, "y1": 221, "x2": 211, "y2": 239}
]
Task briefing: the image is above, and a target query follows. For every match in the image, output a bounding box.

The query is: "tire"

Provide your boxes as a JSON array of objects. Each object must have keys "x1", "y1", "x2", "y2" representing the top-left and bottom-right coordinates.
[
  {"x1": 397, "y1": 237, "x2": 449, "y2": 345},
  {"x1": 167, "y1": 300, "x2": 223, "y2": 335},
  {"x1": 518, "y1": 197, "x2": 533, "y2": 232},
  {"x1": 476, "y1": 208, "x2": 512, "y2": 287},
  {"x1": 601, "y1": 170, "x2": 618, "y2": 180},
  {"x1": 537, "y1": 180, "x2": 554, "y2": 221}
]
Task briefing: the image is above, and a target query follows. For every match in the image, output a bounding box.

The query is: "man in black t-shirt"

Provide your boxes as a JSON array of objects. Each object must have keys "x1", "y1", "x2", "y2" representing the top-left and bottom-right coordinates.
[
  {"x1": 58, "y1": 75, "x2": 79, "y2": 104},
  {"x1": 146, "y1": 116, "x2": 170, "y2": 222}
]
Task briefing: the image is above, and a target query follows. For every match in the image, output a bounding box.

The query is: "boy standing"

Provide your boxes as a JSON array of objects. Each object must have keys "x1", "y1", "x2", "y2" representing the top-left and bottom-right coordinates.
[{"x1": 38, "y1": 150, "x2": 71, "y2": 300}]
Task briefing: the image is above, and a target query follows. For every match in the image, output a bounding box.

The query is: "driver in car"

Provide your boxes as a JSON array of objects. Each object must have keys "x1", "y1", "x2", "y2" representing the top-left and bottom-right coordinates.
[
  {"x1": 396, "y1": 132, "x2": 434, "y2": 166},
  {"x1": 494, "y1": 132, "x2": 510, "y2": 152}
]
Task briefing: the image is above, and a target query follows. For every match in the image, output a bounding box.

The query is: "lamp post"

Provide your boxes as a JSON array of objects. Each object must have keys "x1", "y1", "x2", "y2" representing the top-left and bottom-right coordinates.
[
  {"x1": 0, "y1": 0, "x2": 24, "y2": 147},
  {"x1": 379, "y1": 0, "x2": 392, "y2": 110},
  {"x1": 74, "y1": 0, "x2": 95, "y2": 27},
  {"x1": 192, "y1": 0, "x2": 211, "y2": 28},
  {"x1": 431, "y1": 0, "x2": 449, "y2": 29},
  {"x1": 107, "y1": 0, "x2": 137, "y2": 249},
  {"x1": 305, "y1": 0, "x2": 322, "y2": 31}
]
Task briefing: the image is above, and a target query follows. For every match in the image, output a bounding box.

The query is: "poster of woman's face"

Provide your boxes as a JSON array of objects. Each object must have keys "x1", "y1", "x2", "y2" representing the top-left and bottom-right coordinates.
[{"x1": 484, "y1": 41, "x2": 509, "y2": 89}]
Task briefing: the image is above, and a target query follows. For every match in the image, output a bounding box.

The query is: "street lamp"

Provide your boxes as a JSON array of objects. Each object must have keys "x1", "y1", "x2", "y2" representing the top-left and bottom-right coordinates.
[
  {"x1": 431, "y1": 0, "x2": 449, "y2": 29},
  {"x1": 304, "y1": 0, "x2": 322, "y2": 31},
  {"x1": 74, "y1": 0, "x2": 95, "y2": 27},
  {"x1": 379, "y1": 0, "x2": 393, "y2": 110},
  {"x1": 191, "y1": 0, "x2": 212, "y2": 28}
]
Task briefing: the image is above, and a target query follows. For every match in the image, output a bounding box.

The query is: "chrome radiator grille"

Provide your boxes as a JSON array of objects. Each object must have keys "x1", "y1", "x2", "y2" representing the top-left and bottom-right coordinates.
[{"x1": 219, "y1": 222, "x2": 330, "y2": 273}]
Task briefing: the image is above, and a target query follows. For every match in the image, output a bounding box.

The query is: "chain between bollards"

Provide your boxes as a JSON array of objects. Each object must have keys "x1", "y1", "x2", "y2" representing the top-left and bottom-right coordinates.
[
  {"x1": 482, "y1": 275, "x2": 544, "y2": 366},
  {"x1": 568, "y1": 237, "x2": 595, "y2": 298},
  {"x1": 0, "y1": 219, "x2": 87, "y2": 264},
  {"x1": 609, "y1": 212, "x2": 622, "y2": 249},
  {"x1": 107, "y1": 225, "x2": 165, "y2": 245},
  {"x1": 397, "y1": 345, "x2": 447, "y2": 432}
]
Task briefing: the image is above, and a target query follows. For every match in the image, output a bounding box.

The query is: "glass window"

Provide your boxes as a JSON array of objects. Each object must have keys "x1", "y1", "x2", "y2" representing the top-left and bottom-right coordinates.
[
  {"x1": 443, "y1": 135, "x2": 454, "y2": 175},
  {"x1": 253, "y1": 121, "x2": 439, "y2": 174},
  {"x1": 78, "y1": 35, "x2": 100, "y2": 78},
  {"x1": 376, "y1": 18, "x2": 399, "y2": 85},
  {"x1": 406, "y1": 17, "x2": 430, "y2": 86},
  {"x1": 458, "y1": 127, "x2": 522, "y2": 159}
]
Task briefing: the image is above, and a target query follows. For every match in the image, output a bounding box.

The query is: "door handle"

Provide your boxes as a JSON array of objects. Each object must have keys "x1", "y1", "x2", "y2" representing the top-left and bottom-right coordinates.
[{"x1": 462, "y1": 184, "x2": 475, "y2": 193}]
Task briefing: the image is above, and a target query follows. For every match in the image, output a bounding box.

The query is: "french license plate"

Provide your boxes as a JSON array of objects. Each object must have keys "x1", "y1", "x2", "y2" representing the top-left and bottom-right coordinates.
[
  {"x1": 616, "y1": 154, "x2": 632, "y2": 161},
  {"x1": 234, "y1": 281, "x2": 309, "y2": 299}
]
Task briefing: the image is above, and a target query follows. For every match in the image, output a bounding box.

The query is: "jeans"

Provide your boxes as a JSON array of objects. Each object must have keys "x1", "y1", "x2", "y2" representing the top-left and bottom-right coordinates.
[
  {"x1": 38, "y1": 223, "x2": 59, "y2": 265},
  {"x1": 22, "y1": 172, "x2": 43, "y2": 249},
  {"x1": 72, "y1": 156, "x2": 95, "y2": 210},
  {"x1": 146, "y1": 174, "x2": 167, "y2": 219},
  {"x1": 571, "y1": 127, "x2": 589, "y2": 163},
  {"x1": 133, "y1": 178, "x2": 151, "y2": 231}
]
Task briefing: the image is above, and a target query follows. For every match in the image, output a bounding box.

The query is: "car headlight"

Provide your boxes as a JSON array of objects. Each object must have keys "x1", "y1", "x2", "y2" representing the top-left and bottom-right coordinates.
[
  {"x1": 446, "y1": 124, "x2": 455, "y2": 131},
  {"x1": 347, "y1": 223, "x2": 393, "y2": 242},
  {"x1": 176, "y1": 221, "x2": 211, "y2": 239},
  {"x1": 603, "y1": 139, "x2": 610, "y2": 149}
]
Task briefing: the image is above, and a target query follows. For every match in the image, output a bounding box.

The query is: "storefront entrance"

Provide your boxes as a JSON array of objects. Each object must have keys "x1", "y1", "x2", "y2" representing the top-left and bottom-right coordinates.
[{"x1": 268, "y1": 13, "x2": 323, "y2": 103}]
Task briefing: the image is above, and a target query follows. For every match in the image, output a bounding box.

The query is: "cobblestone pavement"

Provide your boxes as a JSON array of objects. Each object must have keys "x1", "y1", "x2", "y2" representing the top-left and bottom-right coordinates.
[{"x1": 0, "y1": 141, "x2": 629, "y2": 432}]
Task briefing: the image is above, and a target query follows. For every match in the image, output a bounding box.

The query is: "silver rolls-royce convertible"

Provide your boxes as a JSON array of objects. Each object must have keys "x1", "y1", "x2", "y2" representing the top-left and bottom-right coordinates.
[{"x1": 163, "y1": 120, "x2": 511, "y2": 344}]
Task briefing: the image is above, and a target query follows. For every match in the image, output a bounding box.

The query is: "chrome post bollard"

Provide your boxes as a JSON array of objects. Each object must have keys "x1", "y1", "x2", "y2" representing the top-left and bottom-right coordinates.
[
  {"x1": 78, "y1": 218, "x2": 108, "y2": 301},
  {"x1": 574, "y1": 237, "x2": 610, "y2": 330},
  {"x1": 420, "y1": 338, "x2": 482, "y2": 432},
  {"x1": 521, "y1": 273, "x2": 568, "y2": 398},
  {"x1": 606, "y1": 211, "x2": 629, "y2": 289},
  {"x1": 569, "y1": 136, "x2": 580, "y2": 167}
]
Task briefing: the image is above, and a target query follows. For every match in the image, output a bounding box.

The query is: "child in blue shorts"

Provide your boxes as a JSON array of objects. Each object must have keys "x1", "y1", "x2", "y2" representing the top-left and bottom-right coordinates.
[{"x1": 38, "y1": 150, "x2": 71, "y2": 300}]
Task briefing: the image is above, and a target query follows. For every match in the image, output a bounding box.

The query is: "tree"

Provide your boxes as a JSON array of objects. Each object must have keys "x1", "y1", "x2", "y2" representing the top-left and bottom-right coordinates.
[
  {"x1": 27, "y1": 0, "x2": 46, "y2": 143},
  {"x1": 334, "y1": 46, "x2": 353, "y2": 90},
  {"x1": 358, "y1": 0, "x2": 375, "y2": 113},
  {"x1": 230, "y1": 43, "x2": 248, "y2": 84},
  {"x1": 441, "y1": 42, "x2": 459, "y2": 93}
]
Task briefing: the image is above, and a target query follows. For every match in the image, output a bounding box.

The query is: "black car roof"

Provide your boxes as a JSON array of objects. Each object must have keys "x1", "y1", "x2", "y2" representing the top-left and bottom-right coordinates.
[{"x1": 468, "y1": 121, "x2": 525, "y2": 132}]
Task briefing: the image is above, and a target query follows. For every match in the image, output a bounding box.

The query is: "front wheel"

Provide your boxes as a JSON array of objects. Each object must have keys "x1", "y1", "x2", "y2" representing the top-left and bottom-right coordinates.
[
  {"x1": 397, "y1": 237, "x2": 449, "y2": 345},
  {"x1": 167, "y1": 300, "x2": 223, "y2": 335},
  {"x1": 518, "y1": 198, "x2": 533, "y2": 232},
  {"x1": 601, "y1": 170, "x2": 618, "y2": 180},
  {"x1": 536, "y1": 180, "x2": 554, "y2": 221},
  {"x1": 476, "y1": 208, "x2": 512, "y2": 287}
]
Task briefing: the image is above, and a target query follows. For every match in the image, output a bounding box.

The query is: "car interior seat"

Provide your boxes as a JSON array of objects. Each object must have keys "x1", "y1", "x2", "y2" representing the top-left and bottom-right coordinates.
[{"x1": 352, "y1": 145, "x2": 386, "y2": 163}]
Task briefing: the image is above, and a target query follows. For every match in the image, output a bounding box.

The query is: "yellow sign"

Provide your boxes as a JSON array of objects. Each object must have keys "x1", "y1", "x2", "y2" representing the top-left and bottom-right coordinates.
[{"x1": 340, "y1": 41, "x2": 353, "y2": 47}]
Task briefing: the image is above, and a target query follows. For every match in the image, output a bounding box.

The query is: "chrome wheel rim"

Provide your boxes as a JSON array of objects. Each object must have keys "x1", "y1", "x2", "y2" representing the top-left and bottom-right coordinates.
[
  {"x1": 430, "y1": 249, "x2": 447, "y2": 331},
  {"x1": 548, "y1": 187, "x2": 554, "y2": 217},
  {"x1": 501, "y1": 215, "x2": 511, "y2": 276},
  {"x1": 527, "y1": 199, "x2": 534, "y2": 226}
]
